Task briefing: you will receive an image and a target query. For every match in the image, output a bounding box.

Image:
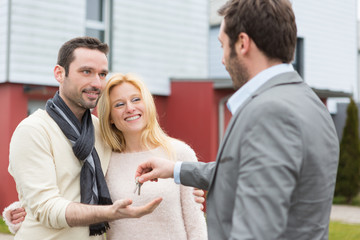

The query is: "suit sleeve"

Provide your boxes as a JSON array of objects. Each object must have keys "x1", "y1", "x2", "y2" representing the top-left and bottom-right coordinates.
[
  {"x1": 8, "y1": 124, "x2": 71, "y2": 229},
  {"x1": 230, "y1": 103, "x2": 303, "y2": 240},
  {"x1": 180, "y1": 161, "x2": 216, "y2": 190}
]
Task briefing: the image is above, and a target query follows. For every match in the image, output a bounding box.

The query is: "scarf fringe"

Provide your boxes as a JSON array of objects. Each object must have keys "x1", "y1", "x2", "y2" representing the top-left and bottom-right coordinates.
[{"x1": 90, "y1": 222, "x2": 110, "y2": 236}]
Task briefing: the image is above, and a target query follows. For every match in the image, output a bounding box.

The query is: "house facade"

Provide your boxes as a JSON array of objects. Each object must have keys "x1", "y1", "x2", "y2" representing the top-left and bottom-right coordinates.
[
  {"x1": 0, "y1": 0, "x2": 209, "y2": 210},
  {"x1": 0, "y1": 0, "x2": 357, "y2": 212}
]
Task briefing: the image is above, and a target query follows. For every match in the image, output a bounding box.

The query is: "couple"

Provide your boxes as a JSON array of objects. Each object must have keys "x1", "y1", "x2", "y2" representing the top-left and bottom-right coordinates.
[{"x1": 6, "y1": 37, "x2": 207, "y2": 240}]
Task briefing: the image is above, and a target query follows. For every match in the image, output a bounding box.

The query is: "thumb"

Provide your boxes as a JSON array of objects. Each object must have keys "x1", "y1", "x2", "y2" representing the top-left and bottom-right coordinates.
[
  {"x1": 114, "y1": 199, "x2": 133, "y2": 208},
  {"x1": 139, "y1": 171, "x2": 158, "y2": 183}
]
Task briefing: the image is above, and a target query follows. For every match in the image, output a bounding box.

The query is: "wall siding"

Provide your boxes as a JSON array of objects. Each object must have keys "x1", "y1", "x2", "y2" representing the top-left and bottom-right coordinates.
[
  {"x1": 293, "y1": 0, "x2": 357, "y2": 96},
  {"x1": 9, "y1": 0, "x2": 86, "y2": 86},
  {"x1": 0, "y1": 0, "x2": 8, "y2": 83},
  {"x1": 209, "y1": 0, "x2": 357, "y2": 98},
  {"x1": 111, "y1": 0, "x2": 209, "y2": 95}
]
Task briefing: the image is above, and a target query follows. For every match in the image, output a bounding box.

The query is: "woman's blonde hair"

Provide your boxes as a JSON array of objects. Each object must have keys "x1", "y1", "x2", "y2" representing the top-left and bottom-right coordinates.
[{"x1": 98, "y1": 73, "x2": 174, "y2": 158}]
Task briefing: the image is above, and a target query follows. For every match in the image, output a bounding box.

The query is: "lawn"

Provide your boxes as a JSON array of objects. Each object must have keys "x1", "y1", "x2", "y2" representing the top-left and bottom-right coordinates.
[
  {"x1": 0, "y1": 217, "x2": 11, "y2": 234},
  {"x1": 329, "y1": 221, "x2": 360, "y2": 240}
]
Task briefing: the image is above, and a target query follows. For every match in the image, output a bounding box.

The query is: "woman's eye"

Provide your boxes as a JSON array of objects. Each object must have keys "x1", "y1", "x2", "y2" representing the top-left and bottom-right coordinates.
[
  {"x1": 132, "y1": 97, "x2": 141, "y2": 103},
  {"x1": 115, "y1": 102, "x2": 125, "y2": 107}
]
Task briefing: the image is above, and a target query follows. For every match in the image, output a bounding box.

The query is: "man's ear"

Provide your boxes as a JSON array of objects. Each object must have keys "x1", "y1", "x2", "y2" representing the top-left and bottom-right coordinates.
[
  {"x1": 54, "y1": 65, "x2": 65, "y2": 83},
  {"x1": 235, "y1": 32, "x2": 250, "y2": 55}
]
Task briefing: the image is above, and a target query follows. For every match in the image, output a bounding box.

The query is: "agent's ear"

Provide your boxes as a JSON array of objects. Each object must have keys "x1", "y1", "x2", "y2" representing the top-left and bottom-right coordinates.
[
  {"x1": 54, "y1": 65, "x2": 65, "y2": 83},
  {"x1": 235, "y1": 32, "x2": 250, "y2": 56}
]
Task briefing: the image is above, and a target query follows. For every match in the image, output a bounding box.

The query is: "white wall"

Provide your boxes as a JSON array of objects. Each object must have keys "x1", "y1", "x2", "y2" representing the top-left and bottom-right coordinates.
[
  {"x1": 0, "y1": 0, "x2": 8, "y2": 83},
  {"x1": 111, "y1": 0, "x2": 209, "y2": 95},
  {"x1": 293, "y1": 0, "x2": 357, "y2": 97},
  {"x1": 8, "y1": 0, "x2": 86, "y2": 86},
  {"x1": 209, "y1": 0, "x2": 358, "y2": 99}
]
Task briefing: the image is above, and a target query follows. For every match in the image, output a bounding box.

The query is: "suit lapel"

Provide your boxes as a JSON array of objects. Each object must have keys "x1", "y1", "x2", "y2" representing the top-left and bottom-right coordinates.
[{"x1": 207, "y1": 71, "x2": 303, "y2": 190}]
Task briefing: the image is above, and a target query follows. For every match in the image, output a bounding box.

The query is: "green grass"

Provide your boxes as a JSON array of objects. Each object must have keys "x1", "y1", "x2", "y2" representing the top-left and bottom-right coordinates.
[
  {"x1": 0, "y1": 217, "x2": 11, "y2": 234},
  {"x1": 329, "y1": 221, "x2": 360, "y2": 240}
]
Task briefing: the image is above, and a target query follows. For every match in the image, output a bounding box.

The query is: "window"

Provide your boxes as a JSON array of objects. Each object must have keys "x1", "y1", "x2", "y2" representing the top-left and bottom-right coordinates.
[
  {"x1": 86, "y1": 0, "x2": 112, "y2": 68},
  {"x1": 292, "y1": 38, "x2": 304, "y2": 78}
]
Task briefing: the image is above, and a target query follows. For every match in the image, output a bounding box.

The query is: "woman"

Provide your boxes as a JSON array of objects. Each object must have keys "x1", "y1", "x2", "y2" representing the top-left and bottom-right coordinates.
[
  {"x1": 97, "y1": 73, "x2": 207, "y2": 240},
  {"x1": 4, "y1": 73, "x2": 207, "y2": 240}
]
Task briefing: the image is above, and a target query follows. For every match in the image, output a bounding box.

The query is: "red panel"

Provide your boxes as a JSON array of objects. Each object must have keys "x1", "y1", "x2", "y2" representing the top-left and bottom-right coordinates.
[
  {"x1": 165, "y1": 82, "x2": 218, "y2": 163},
  {"x1": 0, "y1": 83, "x2": 28, "y2": 211}
]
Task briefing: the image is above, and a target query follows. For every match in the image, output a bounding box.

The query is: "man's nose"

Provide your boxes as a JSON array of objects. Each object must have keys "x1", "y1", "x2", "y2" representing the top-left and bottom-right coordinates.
[{"x1": 91, "y1": 74, "x2": 102, "y2": 89}]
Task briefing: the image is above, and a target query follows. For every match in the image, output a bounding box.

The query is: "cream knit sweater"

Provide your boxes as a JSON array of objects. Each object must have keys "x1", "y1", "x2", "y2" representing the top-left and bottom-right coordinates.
[{"x1": 105, "y1": 139, "x2": 207, "y2": 240}]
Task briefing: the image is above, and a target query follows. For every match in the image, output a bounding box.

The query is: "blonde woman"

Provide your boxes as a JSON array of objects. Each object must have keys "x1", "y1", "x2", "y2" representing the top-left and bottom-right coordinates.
[{"x1": 96, "y1": 73, "x2": 207, "y2": 240}]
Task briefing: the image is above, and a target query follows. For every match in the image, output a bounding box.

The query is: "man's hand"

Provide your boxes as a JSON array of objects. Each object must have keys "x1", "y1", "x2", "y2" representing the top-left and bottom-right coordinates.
[
  {"x1": 66, "y1": 197, "x2": 162, "y2": 226},
  {"x1": 108, "y1": 198, "x2": 163, "y2": 220},
  {"x1": 10, "y1": 207, "x2": 26, "y2": 224},
  {"x1": 135, "y1": 157, "x2": 175, "y2": 183}
]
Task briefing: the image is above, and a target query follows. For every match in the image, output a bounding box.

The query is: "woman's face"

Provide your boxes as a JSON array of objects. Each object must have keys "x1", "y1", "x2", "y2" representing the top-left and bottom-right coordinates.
[{"x1": 109, "y1": 82, "x2": 147, "y2": 138}]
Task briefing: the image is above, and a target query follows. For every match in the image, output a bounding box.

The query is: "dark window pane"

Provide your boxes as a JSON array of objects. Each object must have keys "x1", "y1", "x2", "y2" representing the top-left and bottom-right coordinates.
[
  {"x1": 86, "y1": 28, "x2": 105, "y2": 42},
  {"x1": 86, "y1": 0, "x2": 103, "y2": 21}
]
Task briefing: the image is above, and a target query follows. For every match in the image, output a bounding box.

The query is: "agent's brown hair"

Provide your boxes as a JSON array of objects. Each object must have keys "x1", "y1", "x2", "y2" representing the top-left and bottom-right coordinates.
[{"x1": 218, "y1": 0, "x2": 297, "y2": 63}]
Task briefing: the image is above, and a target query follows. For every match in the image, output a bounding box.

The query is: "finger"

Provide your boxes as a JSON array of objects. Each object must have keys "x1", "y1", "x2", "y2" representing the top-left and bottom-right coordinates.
[
  {"x1": 114, "y1": 199, "x2": 133, "y2": 208},
  {"x1": 195, "y1": 197, "x2": 205, "y2": 204},
  {"x1": 11, "y1": 211, "x2": 26, "y2": 221},
  {"x1": 138, "y1": 171, "x2": 157, "y2": 183},
  {"x1": 135, "y1": 197, "x2": 162, "y2": 217},
  {"x1": 11, "y1": 208, "x2": 25, "y2": 215},
  {"x1": 12, "y1": 216, "x2": 25, "y2": 224},
  {"x1": 135, "y1": 162, "x2": 153, "y2": 178},
  {"x1": 193, "y1": 189, "x2": 205, "y2": 197}
]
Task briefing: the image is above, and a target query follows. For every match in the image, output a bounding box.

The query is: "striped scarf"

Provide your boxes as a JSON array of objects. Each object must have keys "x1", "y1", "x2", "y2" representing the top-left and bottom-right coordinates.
[{"x1": 46, "y1": 91, "x2": 112, "y2": 236}]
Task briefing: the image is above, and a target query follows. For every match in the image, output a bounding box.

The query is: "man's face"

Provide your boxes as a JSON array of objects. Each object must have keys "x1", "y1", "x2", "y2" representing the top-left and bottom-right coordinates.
[
  {"x1": 59, "y1": 48, "x2": 108, "y2": 115},
  {"x1": 218, "y1": 21, "x2": 249, "y2": 90}
]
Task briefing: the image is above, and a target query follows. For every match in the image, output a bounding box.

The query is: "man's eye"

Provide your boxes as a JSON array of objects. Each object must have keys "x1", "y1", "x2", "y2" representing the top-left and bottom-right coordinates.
[
  {"x1": 83, "y1": 70, "x2": 91, "y2": 74},
  {"x1": 99, "y1": 73, "x2": 107, "y2": 78}
]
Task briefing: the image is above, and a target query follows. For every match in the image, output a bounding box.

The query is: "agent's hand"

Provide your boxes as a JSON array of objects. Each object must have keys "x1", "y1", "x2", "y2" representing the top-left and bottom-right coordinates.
[
  {"x1": 108, "y1": 197, "x2": 163, "y2": 220},
  {"x1": 135, "y1": 157, "x2": 175, "y2": 183},
  {"x1": 10, "y1": 207, "x2": 26, "y2": 224}
]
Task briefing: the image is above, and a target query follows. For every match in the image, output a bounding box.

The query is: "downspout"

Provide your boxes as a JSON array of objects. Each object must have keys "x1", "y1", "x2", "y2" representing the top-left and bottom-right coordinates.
[
  {"x1": 218, "y1": 94, "x2": 231, "y2": 144},
  {"x1": 6, "y1": 0, "x2": 12, "y2": 82}
]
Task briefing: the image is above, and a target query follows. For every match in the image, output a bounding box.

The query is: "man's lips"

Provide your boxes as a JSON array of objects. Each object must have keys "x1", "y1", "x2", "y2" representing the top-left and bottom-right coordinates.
[{"x1": 83, "y1": 90, "x2": 100, "y2": 99}]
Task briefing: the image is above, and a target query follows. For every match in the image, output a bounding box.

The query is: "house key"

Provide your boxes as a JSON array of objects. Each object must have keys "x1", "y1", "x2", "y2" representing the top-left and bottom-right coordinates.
[{"x1": 133, "y1": 177, "x2": 142, "y2": 196}]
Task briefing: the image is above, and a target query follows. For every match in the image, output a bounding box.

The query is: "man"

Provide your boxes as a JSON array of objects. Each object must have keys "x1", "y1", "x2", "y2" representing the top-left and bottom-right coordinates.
[
  {"x1": 8, "y1": 37, "x2": 162, "y2": 239},
  {"x1": 136, "y1": 0, "x2": 339, "y2": 239}
]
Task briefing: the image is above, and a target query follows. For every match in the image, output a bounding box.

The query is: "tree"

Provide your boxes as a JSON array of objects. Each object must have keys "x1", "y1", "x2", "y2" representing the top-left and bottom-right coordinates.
[{"x1": 335, "y1": 98, "x2": 360, "y2": 204}]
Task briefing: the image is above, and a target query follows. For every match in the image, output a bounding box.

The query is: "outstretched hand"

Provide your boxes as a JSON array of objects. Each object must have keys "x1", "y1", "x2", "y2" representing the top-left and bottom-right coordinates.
[
  {"x1": 109, "y1": 197, "x2": 163, "y2": 220},
  {"x1": 135, "y1": 157, "x2": 175, "y2": 183}
]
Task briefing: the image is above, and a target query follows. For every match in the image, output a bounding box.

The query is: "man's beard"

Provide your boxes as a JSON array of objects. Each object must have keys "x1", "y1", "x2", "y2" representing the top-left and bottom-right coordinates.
[{"x1": 226, "y1": 49, "x2": 250, "y2": 90}]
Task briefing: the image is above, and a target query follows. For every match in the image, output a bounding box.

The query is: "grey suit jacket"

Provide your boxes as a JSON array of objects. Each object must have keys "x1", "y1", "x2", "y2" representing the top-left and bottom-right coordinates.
[{"x1": 180, "y1": 71, "x2": 339, "y2": 240}]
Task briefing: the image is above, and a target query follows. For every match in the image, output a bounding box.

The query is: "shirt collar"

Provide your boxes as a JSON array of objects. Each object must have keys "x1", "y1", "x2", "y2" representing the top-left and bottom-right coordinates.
[{"x1": 227, "y1": 63, "x2": 294, "y2": 115}]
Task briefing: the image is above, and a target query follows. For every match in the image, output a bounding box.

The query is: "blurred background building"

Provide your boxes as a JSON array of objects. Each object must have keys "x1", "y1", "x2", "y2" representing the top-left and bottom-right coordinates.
[{"x1": 0, "y1": 0, "x2": 357, "y2": 211}]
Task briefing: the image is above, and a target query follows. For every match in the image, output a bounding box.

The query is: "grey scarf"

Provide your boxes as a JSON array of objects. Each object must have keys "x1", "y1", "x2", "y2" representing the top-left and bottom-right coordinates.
[{"x1": 46, "y1": 91, "x2": 112, "y2": 236}]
